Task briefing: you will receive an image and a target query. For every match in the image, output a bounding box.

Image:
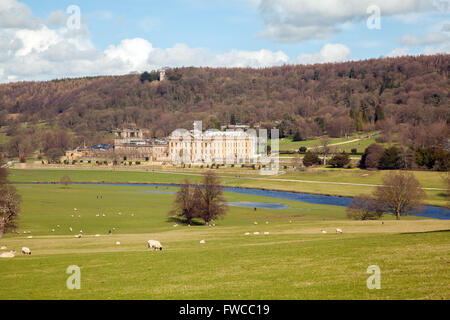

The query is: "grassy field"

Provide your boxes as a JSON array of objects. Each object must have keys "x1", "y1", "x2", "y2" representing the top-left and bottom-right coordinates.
[
  {"x1": 278, "y1": 131, "x2": 380, "y2": 152},
  {"x1": 0, "y1": 182, "x2": 449, "y2": 300},
  {"x1": 8, "y1": 168, "x2": 449, "y2": 207}
]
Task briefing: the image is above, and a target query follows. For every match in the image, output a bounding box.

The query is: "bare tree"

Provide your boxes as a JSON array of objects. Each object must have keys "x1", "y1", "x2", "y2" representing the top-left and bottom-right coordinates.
[
  {"x1": 290, "y1": 153, "x2": 303, "y2": 169},
  {"x1": 197, "y1": 171, "x2": 227, "y2": 225},
  {"x1": 373, "y1": 172, "x2": 426, "y2": 220},
  {"x1": 170, "y1": 179, "x2": 200, "y2": 225},
  {"x1": 319, "y1": 136, "x2": 331, "y2": 166},
  {"x1": 60, "y1": 175, "x2": 72, "y2": 187},
  {"x1": 0, "y1": 162, "x2": 20, "y2": 238},
  {"x1": 347, "y1": 194, "x2": 383, "y2": 220}
]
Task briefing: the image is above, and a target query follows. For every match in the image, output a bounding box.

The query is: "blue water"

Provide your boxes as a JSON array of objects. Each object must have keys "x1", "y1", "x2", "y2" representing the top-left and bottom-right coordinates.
[
  {"x1": 17, "y1": 182, "x2": 450, "y2": 220},
  {"x1": 225, "y1": 202, "x2": 293, "y2": 210}
]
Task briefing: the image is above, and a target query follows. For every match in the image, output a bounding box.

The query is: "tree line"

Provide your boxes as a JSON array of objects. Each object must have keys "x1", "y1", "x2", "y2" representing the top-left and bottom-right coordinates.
[{"x1": 0, "y1": 54, "x2": 447, "y2": 152}]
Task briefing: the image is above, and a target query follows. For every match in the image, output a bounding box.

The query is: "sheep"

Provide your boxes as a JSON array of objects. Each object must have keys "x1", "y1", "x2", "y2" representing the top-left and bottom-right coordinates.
[
  {"x1": 57, "y1": 225, "x2": 60, "y2": 228},
  {"x1": 75, "y1": 234, "x2": 82, "y2": 238},
  {"x1": 27, "y1": 236, "x2": 33, "y2": 239},
  {"x1": 336, "y1": 228, "x2": 343, "y2": 234},
  {"x1": 200, "y1": 240, "x2": 206, "y2": 244},
  {"x1": 245, "y1": 232, "x2": 250, "y2": 236},
  {"x1": 0, "y1": 251, "x2": 16, "y2": 258},
  {"x1": 115, "y1": 241, "x2": 121, "y2": 245},
  {"x1": 51, "y1": 229, "x2": 55, "y2": 232},
  {"x1": 21, "y1": 247, "x2": 31, "y2": 255},
  {"x1": 321, "y1": 230, "x2": 327, "y2": 234},
  {"x1": 79, "y1": 230, "x2": 83, "y2": 234},
  {"x1": 0, "y1": 246, "x2": 7, "y2": 250},
  {"x1": 147, "y1": 240, "x2": 163, "y2": 251},
  {"x1": 265, "y1": 221, "x2": 269, "y2": 225},
  {"x1": 74, "y1": 208, "x2": 78, "y2": 211},
  {"x1": 69, "y1": 227, "x2": 73, "y2": 232},
  {"x1": 253, "y1": 232, "x2": 260, "y2": 235},
  {"x1": 102, "y1": 214, "x2": 106, "y2": 217},
  {"x1": 264, "y1": 232, "x2": 270, "y2": 235},
  {"x1": 254, "y1": 222, "x2": 258, "y2": 225},
  {"x1": 95, "y1": 234, "x2": 101, "y2": 237}
]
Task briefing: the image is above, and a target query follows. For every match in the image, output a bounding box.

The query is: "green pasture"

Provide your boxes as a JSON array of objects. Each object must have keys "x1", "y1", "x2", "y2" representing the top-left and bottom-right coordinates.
[{"x1": 0, "y1": 182, "x2": 449, "y2": 299}]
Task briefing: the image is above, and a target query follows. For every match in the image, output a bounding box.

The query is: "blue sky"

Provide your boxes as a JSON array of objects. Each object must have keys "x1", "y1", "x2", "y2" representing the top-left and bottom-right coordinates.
[{"x1": 1, "y1": 0, "x2": 449, "y2": 82}]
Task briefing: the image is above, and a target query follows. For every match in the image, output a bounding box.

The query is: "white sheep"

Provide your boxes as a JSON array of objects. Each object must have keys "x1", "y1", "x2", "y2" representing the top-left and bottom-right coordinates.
[
  {"x1": 115, "y1": 241, "x2": 121, "y2": 245},
  {"x1": 69, "y1": 227, "x2": 73, "y2": 232},
  {"x1": 147, "y1": 240, "x2": 163, "y2": 251},
  {"x1": 200, "y1": 240, "x2": 206, "y2": 244},
  {"x1": 245, "y1": 232, "x2": 250, "y2": 236},
  {"x1": 95, "y1": 234, "x2": 101, "y2": 237},
  {"x1": 75, "y1": 234, "x2": 82, "y2": 238},
  {"x1": 336, "y1": 228, "x2": 343, "y2": 234},
  {"x1": 321, "y1": 230, "x2": 327, "y2": 234},
  {"x1": 27, "y1": 236, "x2": 33, "y2": 239},
  {"x1": 51, "y1": 229, "x2": 55, "y2": 232},
  {"x1": 264, "y1": 232, "x2": 270, "y2": 235},
  {"x1": 21, "y1": 247, "x2": 31, "y2": 255},
  {"x1": 0, "y1": 246, "x2": 7, "y2": 250},
  {"x1": 0, "y1": 251, "x2": 16, "y2": 258},
  {"x1": 254, "y1": 222, "x2": 258, "y2": 225},
  {"x1": 253, "y1": 232, "x2": 260, "y2": 235}
]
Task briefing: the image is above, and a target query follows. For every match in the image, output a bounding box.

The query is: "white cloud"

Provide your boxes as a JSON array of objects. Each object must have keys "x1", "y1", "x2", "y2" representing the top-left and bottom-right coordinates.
[
  {"x1": 423, "y1": 42, "x2": 450, "y2": 54},
  {"x1": 46, "y1": 10, "x2": 69, "y2": 28},
  {"x1": 257, "y1": 0, "x2": 437, "y2": 43},
  {"x1": 385, "y1": 47, "x2": 410, "y2": 57},
  {"x1": 398, "y1": 32, "x2": 449, "y2": 46},
  {"x1": 0, "y1": 1, "x2": 294, "y2": 82},
  {"x1": 0, "y1": 0, "x2": 40, "y2": 29},
  {"x1": 297, "y1": 44, "x2": 351, "y2": 64}
]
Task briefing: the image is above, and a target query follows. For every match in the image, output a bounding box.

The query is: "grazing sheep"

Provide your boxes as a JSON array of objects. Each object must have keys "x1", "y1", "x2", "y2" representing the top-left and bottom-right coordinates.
[
  {"x1": 27, "y1": 236, "x2": 33, "y2": 239},
  {"x1": 75, "y1": 234, "x2": 82, "y2": 238},
  {"x1": 321, "y1": 230, "x2": 327, "y2": 234},
  {"x1": 245, "y1": 232, "x2": 250, "y2": 236},
  {"x1": 95, "y1": 234, "x2": 100, "y2": 237},
  {"x1": 0, "y1": 246, "x2": 7, "y2": 250},
  {"x1": 254, "y1": 222, "x2": 258, "y2": 225},
  {"x1": 21, "y1": 247, "x2": 31, "y2": 255},
  {"x1": 147, "y1": 240, "x2": 163, "y2": 251},
  {"x1": 115, "y1": 241, "x2": 121, "y2": 245},
  {"x1": 336, "y1": 228, "x2": 343, "y2": 234},
  {"x1": 0, "y1": 251, "x2": 16, "y2": 258},
  {"x1": 266, "y1": 221, "x2": 269, "y2": 225},
  {"x1": 102, "y1": 214, "x2": 106, "y2": 217},
  {"x1": 264, "y1": 232, "x2": 270, "y2": 235},
  {"x1": 51, "y1": 229, "x2": 55, "y2": 232},
  {"x1": 79, "y1": 230, "x2": 83, "y2": 233},
  {"x1": 200, "y1": 240, "x2": 206, "y2": 244},
  {"x1": 253, "y1": 232, "x2": 260, "y2": 235},
  {"x1": 69, "y1": 227, "x2": 73, "y2": 232}
]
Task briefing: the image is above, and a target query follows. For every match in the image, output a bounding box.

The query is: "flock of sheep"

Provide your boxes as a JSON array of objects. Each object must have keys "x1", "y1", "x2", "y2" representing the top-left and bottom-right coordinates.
[{"x1": 1, "y1": 206, "x2": 345, "y2": 259}]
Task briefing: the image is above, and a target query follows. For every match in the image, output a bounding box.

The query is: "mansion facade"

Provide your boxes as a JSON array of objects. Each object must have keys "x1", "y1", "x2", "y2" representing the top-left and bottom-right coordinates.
[{"x1": 65, "y1": 123, "x2": 260, "y2": 165}]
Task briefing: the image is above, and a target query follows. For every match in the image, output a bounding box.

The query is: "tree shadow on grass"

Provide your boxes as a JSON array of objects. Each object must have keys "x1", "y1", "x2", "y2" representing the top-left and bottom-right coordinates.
[
  {"x1": 167, "y1": 216, "x2": 205, "y2": 226},
  {"x1": 401, "y1": 229, "x2": 450, "y2": 235}
]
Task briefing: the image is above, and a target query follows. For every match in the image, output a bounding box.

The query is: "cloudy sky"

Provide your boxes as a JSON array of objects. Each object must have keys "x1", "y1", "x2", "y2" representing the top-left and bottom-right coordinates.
[{"x1": 0, "y1": 0, "x2": 449, "y2": 83}]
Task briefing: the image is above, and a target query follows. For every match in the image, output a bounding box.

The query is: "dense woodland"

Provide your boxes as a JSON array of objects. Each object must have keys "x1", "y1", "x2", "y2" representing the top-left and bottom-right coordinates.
[{"x1": 0, "y1": 54, "x2": 448, "y2": 167}]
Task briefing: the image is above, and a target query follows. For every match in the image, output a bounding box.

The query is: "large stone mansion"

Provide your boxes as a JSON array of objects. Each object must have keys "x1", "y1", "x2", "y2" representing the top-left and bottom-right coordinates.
[{"x1": 65, "y1": 122, "x2": 259, "y2": 166}]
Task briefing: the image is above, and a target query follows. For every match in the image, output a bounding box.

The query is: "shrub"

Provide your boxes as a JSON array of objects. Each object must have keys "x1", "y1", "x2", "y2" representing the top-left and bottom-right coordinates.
[
  {"x1": 303, "y1": 151, "x2": 321, "y2": 167},
  {"x1": 329, "y1": 153, "x2": 351, "y2": 168},
  {"x1": 359, "y1": 144, "x2": 385, "y2": 169}
]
